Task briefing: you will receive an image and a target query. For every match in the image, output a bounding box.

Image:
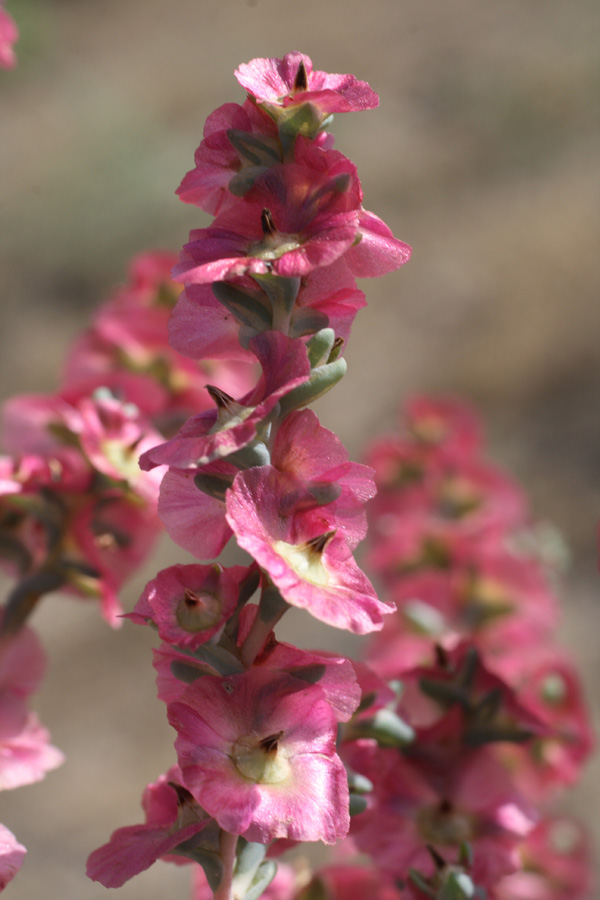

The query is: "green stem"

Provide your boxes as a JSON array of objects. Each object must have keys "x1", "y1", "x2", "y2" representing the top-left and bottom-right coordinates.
[{"x1": 213, "y1": 831, "x2": 238, "y2": 900}]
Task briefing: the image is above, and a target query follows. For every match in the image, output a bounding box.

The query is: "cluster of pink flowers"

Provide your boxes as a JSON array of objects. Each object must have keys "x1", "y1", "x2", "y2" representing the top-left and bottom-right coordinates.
[
  {"x1": 0, "y1": 251, "x2": 257, "y2": 888},
  {"x1": 86, "y1": 51, "x2": 413, "y2": 898},
  {"x1": 0, "y1": 47, "x2": 593, "y2": 900},
  {"x1": 346, "y1": 395, "x2": 594, "y2": 898},
  {"x1": 0, "y1": 1, "x2": 17, "y2": 70}
]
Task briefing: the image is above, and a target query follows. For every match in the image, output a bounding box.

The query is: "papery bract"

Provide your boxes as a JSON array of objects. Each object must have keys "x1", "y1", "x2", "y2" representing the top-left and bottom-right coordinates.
[
  {"x1": 140, "y1": 331, "x2": 309, "y2": 470},
  {"x1": 226, "y1": 466, "x2": 392, "y2": 634},
  {"x1": 127, "y1": 562, "x2": 250, "y2": 649},
  {"x1": 235, "y1": 52, "x2": 379, "y2": 115},
  {"x1": 168, "y1": 668, "x2": 349, "y2": 843},
  {"x1": 86, "y1": 766, "x2": 209, "y2": 888},
  {"x1": 0, "y1": 825, "x2": 25, "y2": 891},
  {"x1": 0, "y1": 2, "x2": 17, "y2": 70}
]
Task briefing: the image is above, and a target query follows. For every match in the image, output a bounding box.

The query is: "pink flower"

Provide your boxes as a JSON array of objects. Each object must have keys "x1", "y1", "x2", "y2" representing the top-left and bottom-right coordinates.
[
  {"x1": 156, "y1": 464, "x2": 236, "y2": 559},
  {"x1": 177, "y1": 100, "x2": 280, "y2": 216},
  {"x1": 226, "y1": 466, "x2": 391, "y2": 633},
  {"x1": 345, "y1": 736, "x2": 535, "y2": 889},
  {"x1": 0, "y1": 706, "x2": 64, "y2": 790},
  {"x1": 493, "y1": 648, "x2": 594, "y2": 801},
  {"x1": 127, "y1": 563, "x2": 251, "y2": 649},
  {"x1": 140, "y1": 332, "x2": 310, "y2": 470},
  {"x1": 235, "y1": 52, "x2": 379, "y2": 116},
  {"x1": 168, "y1": 668, "x2": 350, "y2": 843},
  {"x1": 236, "y1": 605, "x2": 361, "y2": 722},
  {"x1": 168, "y1": 258, "x2": 365, "y2": 360},
  {"x1": 87, "y1": 767, "x2": 210, "y2": 888},
  {"x1": 0, "y1": 825, "x2": 25, "y2": 891},
  {"x1": 495, "y1": 816, "x2": 592, "y2": 900},
  {"x1": 0, "y1": 617, "x2": 46, "y2": 699},
  {"x1": 174, "y1": 146, "x2": 362, "y2": 284},
  {"x1": 0, "y1": 3, "x2": 18, "y2": 70},
  {"x1": 301, "y1": 865, "x2": 403, "y2": 900}
]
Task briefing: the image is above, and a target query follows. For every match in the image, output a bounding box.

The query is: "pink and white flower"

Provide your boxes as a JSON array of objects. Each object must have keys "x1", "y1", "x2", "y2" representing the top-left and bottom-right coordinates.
[
  {"x1": 226, "y1": 466, "x2": 391, "y2": 633},
  {"x1": 235, "y1": 52, "x2": 379, "y2": 116},
  {"x1": 168, "y1": 668, "x2": 350, "y2": 843}
]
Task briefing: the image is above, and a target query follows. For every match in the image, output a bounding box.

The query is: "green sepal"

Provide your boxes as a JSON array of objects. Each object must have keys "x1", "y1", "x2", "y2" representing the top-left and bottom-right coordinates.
[
  {"x1": 252, "y1": 274, "x2": 301, "y2": 317},
  {"x1": 172, "y1": 825, "x2": 223, "y2": 890},
  {"x1": 227, "y1": 441, "x2": 271, "y2": 469},
  {"x1": 229, "y1": 166, "x2": 271, "y2": 197},
  {"x1": 279, "y1": 357, "x2": 347, "y2": 415},
  {"x1": 306, "y1": 328, "x2": 336, "y2": 367},
  {"x1": 227, "y1": 130, "x2": 281, "y2": 167},
  {"x1": 191, "y1": 643, "x2": 245, "y2": 676},
  {"x1": 353, "y1": 708, "x2": 415, "y2": 747},
  {"x1": 170, "y1": 659, "x2": 207, "y2": 684},
  {"x1": 347, "y1": 770, "x2": 373, "y2": 795},
  {"x1": 242, "y1": 861, "x2": 278, "y2": 900},
  {"x1": 232, "y1": 841, "x2": 276, "y2": 900},
  {"x1": 349, "y1": 794, "x2": 368, "y2": 817},
  {"x1": 439, "y1": 872, "x2": 476, "y2": 900},
  {"x1": 212, "y1": 282, "x2": 272, "y2": 332},
  {"x1": 408, "y1": 870, "x2": 436, "y2": 899},
  {"x1": 259, "y1": 581, "x2": 290, "y2": 624},
  {"x1": 289, "y1": 306, "x2": 330, "y2": 338},
  {"x1": 276, "y1": 102, "x2": 323, "y2": 154},
  {"x1": 193, "y1": 471, "x2": 233, "y2": 501},
  {"x1": 286, "y1": 663, "x2": 327, "y2": 685}
]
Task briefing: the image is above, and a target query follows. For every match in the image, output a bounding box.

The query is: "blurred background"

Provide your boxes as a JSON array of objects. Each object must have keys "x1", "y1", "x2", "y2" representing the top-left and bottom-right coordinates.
[{"x1": 1, "y1": 0, "x2": 599, "y2": 897}]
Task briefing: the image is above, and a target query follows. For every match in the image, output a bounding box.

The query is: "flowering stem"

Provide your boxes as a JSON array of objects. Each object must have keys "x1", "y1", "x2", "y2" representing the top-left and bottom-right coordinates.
[
  {"x1": 214, "y1": 830, "x2": 238, "y2": 900},
  {"x1": 240, "y1": 580, "x2": 289, "y2": 667}
]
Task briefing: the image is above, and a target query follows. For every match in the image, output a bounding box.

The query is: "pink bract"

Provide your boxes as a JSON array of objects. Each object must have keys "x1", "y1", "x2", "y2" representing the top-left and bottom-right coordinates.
[
  {"x1": 226, "y1": 466, "x2": 392, "y2": 634},
  {"x1": 168, "y1": 668, "x2": 350, "y2": 843},
  {"x1": 177, "y1": 100, "x2": 280, "y2": 216},
  {"x1": 237, "y1": 605, "x2": 361, "y2": 722},
  {"x1": 86, "y1": 766, "x2": 209, "y2": 888},
  {"x1": 174, "y1": 147, "x2": 362, "y2": 284},
  {"x1": 0, "y1": 825, "x2": 25, "y2": 891},
  {"x1": 127, "y1": 563, "x2": 250, "y2": 649},
  {"x1": 0, "y1": 708, "x2": 64, "y2": 791},
  {"x1": 346, "y1": 737, "x2": 534, "y2": 888},
  {"x1": 235, "y1": 52, "x2": 379, "y2": 115},
  {"x1": 140, "y1": 332, "x2": 310, "y2": 470},
  {"x1": 157, "y1": 466, "x2": 235, "y2": 559},
  {"x1": 0, "y1": 3, "x2": 18, "y2": 70}
]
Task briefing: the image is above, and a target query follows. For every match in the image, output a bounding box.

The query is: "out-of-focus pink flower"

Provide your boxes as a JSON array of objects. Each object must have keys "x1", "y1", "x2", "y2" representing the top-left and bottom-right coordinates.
[
  {"x1": 0, "y1": 824, "x2": 26, "y2": 891},
  {"x1": 346, "y1": 736, "x2": 535, "y2": 890},
  {"x1": 168, "y1": 668, "x2": 350, "y2": 843},
  {"x1": 226, "y1": 466, "x2": 392, "y2": 634},
  {"x1": 367, "y1": 550, "x2": 559, "y2": 680},
  {"x1": 0, "y1": 707, "x2": 64, "y2": 790},
  {"x1": 127, "y1": 563, "x2": 251, "y2": 649},
  {"x1": 302, "y1": 864, "x2": 403, "y2": 900},
  {"x1": 0, "y1": 617, "x2": 46, "y2": 700},
  {"x1": 495, "y1": 816, "x2": 592, "y2": 900},
  {"x1": 87, "y1": 766, "x2": 209, "y2": 888},
  {"x1": 0, "y1": 3, "x2": 18, "y2": 70},
  {"x1": 493, "y1": 648, "x2": 594, "y2": 801},
  {"x1": 235, "y1": 52, "x2": 379, "y2": 116}
]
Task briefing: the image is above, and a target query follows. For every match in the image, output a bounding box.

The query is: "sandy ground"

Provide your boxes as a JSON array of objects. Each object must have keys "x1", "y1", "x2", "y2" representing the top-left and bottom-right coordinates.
[{"x1": 1, "y1": 1, "x2": 599, "y2": 897}]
